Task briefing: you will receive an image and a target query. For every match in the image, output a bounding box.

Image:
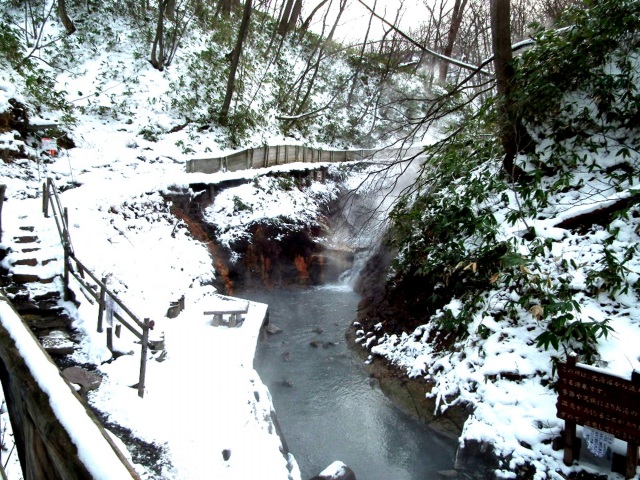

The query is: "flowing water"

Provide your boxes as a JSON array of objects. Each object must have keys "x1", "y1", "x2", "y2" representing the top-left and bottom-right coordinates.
[{"x1": 240, "y1": 285, "x2": 458, "y2": 480}]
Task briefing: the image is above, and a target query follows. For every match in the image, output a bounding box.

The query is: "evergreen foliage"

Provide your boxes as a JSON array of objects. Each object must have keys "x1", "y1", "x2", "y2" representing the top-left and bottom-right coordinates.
[{"x1": 389, "y1": 0, "x2": 640, "y2": 363}]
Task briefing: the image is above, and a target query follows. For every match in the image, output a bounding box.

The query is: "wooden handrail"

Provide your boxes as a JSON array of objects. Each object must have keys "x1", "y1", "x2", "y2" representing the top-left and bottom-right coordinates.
[{"x1": 42, "y1": 178, "x2": 151, "y2": 398}]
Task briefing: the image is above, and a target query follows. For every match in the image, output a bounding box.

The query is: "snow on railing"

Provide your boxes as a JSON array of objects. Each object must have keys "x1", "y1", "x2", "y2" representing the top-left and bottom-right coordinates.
[{"x1": 42, "y1": 178, "x2": 155, "y2": 398}]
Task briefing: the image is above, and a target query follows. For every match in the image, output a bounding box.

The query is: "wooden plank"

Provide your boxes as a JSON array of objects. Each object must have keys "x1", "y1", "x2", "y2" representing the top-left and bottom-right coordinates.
[
  {"x1": 556, "y1": 360, "x2": 640, "y2": 444},
  {"x1": 627, "y1": 443, "x2": 638, "y2": 480},
  {"x1": 563, "y1": 419, "x2": 576, "y2": 466},
  {"x1": 204, "y1": 308, "x2": 248, "y2": 315}
]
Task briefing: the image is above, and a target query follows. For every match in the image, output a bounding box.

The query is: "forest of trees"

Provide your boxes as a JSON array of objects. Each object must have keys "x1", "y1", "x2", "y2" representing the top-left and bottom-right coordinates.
[{"x1": 0, "y1": 0, "x2": 583, "y2": 147}]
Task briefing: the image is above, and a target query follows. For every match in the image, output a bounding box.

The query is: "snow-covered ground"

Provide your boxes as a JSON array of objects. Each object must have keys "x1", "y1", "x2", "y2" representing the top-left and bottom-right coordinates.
[{"x1": 0, "y1": 111, "x2": 310, "y2": 478}]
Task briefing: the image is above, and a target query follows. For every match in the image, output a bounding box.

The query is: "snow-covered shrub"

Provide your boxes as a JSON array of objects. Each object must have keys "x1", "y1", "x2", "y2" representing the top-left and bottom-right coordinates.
[{"x1": 388, "y1": 0, "x2": 640, "y2": 363}]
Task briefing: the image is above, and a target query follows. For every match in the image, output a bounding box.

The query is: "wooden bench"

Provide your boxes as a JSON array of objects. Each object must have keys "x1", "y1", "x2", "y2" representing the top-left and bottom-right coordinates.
[{"x1": 204, "y1": 306, "x2": 248, "y2": 327}]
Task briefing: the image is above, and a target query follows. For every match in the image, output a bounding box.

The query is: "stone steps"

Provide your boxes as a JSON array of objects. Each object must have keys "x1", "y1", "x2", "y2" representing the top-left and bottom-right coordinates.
[{"x1": 1, "y1": 226, "x2": 79, "y2": 358}]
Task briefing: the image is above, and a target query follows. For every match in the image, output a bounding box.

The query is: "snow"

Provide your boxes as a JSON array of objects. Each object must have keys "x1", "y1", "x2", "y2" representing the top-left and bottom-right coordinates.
[
  {"x1": 0, "y1": 299, "x2": 135, "y2": 479},
  {"x1": 1, "y1": 146, "x2": 300, "y2": 479},
  {"x1": 0, "y1": 25, "x2": 312, "y2": 475},
  {"x1": 2, "y1": 3, "x2": 639, "y2": 480},
  {"x1": 316, "y1": 460, "x2": 352, "y2": 479}
]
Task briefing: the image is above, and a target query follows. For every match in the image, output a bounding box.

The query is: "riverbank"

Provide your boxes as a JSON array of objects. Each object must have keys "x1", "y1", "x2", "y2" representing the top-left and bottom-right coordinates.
[{"x1": 346, "y1": 326, "x2": 470, "y2": 441}]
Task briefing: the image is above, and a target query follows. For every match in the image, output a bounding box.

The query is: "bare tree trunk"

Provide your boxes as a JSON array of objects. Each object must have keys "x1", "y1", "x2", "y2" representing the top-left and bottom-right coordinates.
[
  {"x1": 150, "y1": 0, "x2": 167, "y2": 71},
  {"x1": 58, "y1": 0, "x2": 76, "y2": 35},
  {"x1": 490, "y1": 0, "x2": 527, "y2": 179},
  {"x1": 220, "y1": 0, "x2": 253, "y2": 125},
  {"x1": 216, "y1": 0, "x2": 234, "y2": 17},
  {"x1": 347, "y1": 0, "x2": 377, "y2": 106},
  {"x1": 287, "y1": 0, "x2": 303, "y2": 33},
  {"x1": 300, "y1": 0, "x2": 330, "y2": 32},
  {"x1": 438, "y1": 0, "x2": 467, "y2": 85},
  {"x1": 166, "y1": 0, "x2": 176, "y2": 21},
  {"x1": 278, "y1": 0, "x2": 295, "y2": 36}
]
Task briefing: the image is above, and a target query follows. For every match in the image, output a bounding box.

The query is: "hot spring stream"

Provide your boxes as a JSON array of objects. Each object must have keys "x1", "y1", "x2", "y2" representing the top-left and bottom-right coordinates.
[{"x1": 240, "y1": 285, "x2": 458, "y2": 480}]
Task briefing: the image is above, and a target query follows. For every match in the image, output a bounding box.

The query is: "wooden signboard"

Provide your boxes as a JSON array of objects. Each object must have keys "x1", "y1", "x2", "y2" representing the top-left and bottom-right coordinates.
[{"x1": 557, "y1": 354, "x2": 640, "y2": 479}]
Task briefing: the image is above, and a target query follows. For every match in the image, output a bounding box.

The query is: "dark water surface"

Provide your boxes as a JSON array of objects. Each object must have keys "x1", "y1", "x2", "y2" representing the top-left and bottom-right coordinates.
[{"x1": 240, "y1": 286, "x2": 457, "y2": 480}]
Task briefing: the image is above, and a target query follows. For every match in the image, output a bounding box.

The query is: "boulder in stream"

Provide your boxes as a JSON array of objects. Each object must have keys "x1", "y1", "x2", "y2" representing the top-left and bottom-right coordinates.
[
  {"x1": 265, "y1": 324, "x2": 283, "y2": 335},
  {"x1": 310, "y1": 460, "x2": 356, "y2": 480}
]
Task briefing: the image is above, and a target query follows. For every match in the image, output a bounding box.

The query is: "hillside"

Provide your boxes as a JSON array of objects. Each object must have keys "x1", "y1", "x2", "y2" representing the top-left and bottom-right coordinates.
[{"x1": 356, "y1": 1, "x2": 640, "y2": 478}]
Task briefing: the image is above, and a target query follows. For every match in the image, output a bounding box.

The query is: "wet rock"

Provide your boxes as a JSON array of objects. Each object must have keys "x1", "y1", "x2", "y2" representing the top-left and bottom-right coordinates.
[
  {"x1": 282, "y1": 351, "x2": 292, "y2": 362},
  {"x1": 309, "y1": 339, "x2": 320, "y2": 348},
  {"x1": 312, "y1": 327, "x2": 323, "y2": 334},
  {"x1": 265, "y1": 324, "x2": 283, "y2": 335},
  {"x1": 310, "y1": 461, "x2": 356, "y2": 480},
  {"x1": 62, "y1": 366, "x2": 101, "y2": 398},
  {"x1": 322, "y1": 341, "x2": 336, "y2": 348},
  {"x1": 276, "y1": 379, "x2": 293, "y2": 388},
  {"x1": 437, "y1": 469, "x2": 459, "y2": 479},
  {"x1": 40, "y1": 330, "x2": 75, "y2": 356}
]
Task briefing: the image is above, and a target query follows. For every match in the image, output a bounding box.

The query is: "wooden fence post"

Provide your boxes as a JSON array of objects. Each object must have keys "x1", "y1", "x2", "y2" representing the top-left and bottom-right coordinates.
[
  {"x1": 62, "y1": 208, "x2": 71, "y2": 300},
  {"x1": 97, "y1": 278, "x2": 108, "y2": 333},
  {"x1": 42, "y1": 182, "x2": 49, "y2": 218},
  {"x1": 627, "y1": 442, "x2": 639, "y2": 480},
  {"x1": 137, "y1": 318, "x2": 151, "y2": 398},
  {"x1": 0, "y1": 184, "x2": 6, "y2": 243},
  {"x1": 106, "y1": 327, "x2": 113, "y2": 353}
]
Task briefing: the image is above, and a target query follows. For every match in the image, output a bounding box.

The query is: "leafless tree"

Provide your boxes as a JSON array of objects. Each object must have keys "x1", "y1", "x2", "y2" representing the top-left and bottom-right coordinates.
[
  {"x1": 220, "y1": 0, "x2": 253, "y2": 124},
  {"x1": 283, "y1": 0, "x2": 347, "y2": 122},
  {"x1": 300, "y1": 0, "x2": 330, "y2": 33},
  {"x1": 438, "y1": 0, "x2": 467, "y2": 84},
  {"x1": 150, "y1": 0, "x2": 194, "y2": 71},
  {"x1": 347, "y1": 0, "x2": 377, "y2": 106},
  {"x1": 57, "y1": 0, "x2": 76, "y2": 34},
  {"x1": 277, "y1": 0, "x2": 302, "y2": 36}
]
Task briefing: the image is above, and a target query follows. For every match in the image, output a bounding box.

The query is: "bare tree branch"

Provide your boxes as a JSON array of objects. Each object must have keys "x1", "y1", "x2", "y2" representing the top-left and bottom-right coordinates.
[{"x1": 357, "y1": 0, "x2": 494, "y2": 77}]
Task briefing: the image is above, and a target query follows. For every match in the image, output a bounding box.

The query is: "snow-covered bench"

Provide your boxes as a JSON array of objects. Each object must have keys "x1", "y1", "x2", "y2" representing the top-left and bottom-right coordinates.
[{"x1": 204, "y1": 306, "x2": 248, "y2": 327}]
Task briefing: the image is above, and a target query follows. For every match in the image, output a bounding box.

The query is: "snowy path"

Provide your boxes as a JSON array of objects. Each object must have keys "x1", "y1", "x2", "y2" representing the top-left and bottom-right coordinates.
[{"x1": 1, "y1": 165, "x2": 298, "y2": 478}]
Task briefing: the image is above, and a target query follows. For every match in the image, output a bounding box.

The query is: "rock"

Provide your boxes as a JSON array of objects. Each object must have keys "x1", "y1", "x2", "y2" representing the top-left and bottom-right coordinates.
[
  {"x1": 61, "y1": 366, "x2": 101, "y2": 398},
  {"x1": 222, "y1": 449, "x2": 231, "y2": 461},
  {"x1": 437, "y1": 469, "x2": 458, "y2": 479},
  {"x1": 309, "y1": 340, "x2": 320, "y2": 348},
  {"x1": 265, "y1": 324, "x2": 283, "y2": 335},
  {"x1": 276, "y1": 379, "x2": 293, "y2": 388},
  {"x1": 310, "y1": 461, "x2": 356, "y2": 480},
  {"x1": 322, "y1": 341, "x2": 336, "y2": 348},
  {"x1": 40, "y1": 330, "x2": 75, "y2": 356},
  {"x1": 312, "y1": 327, "x2": 323, "y2": 334},
  {"x1": 282, "y1": 351, "x2": 292, "y2": 362}
]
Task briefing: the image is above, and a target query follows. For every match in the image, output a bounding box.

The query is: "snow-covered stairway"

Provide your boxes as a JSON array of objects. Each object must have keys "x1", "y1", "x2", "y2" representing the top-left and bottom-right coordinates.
[{"x1": 0, "y1": 220, "x2": 77, "y2": 357}]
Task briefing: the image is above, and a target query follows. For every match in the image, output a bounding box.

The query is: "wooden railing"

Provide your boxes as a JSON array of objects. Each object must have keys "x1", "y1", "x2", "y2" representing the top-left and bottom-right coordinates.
[
  {"x1": 42, "y1": 178, "x2": 153, "y2": 398},
  {"x1": 0, "y1": 291, "x2": 141, "y2": 479},
  {"x1": 185, "y1": 144, "x2": 424, "y2": 174}
]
